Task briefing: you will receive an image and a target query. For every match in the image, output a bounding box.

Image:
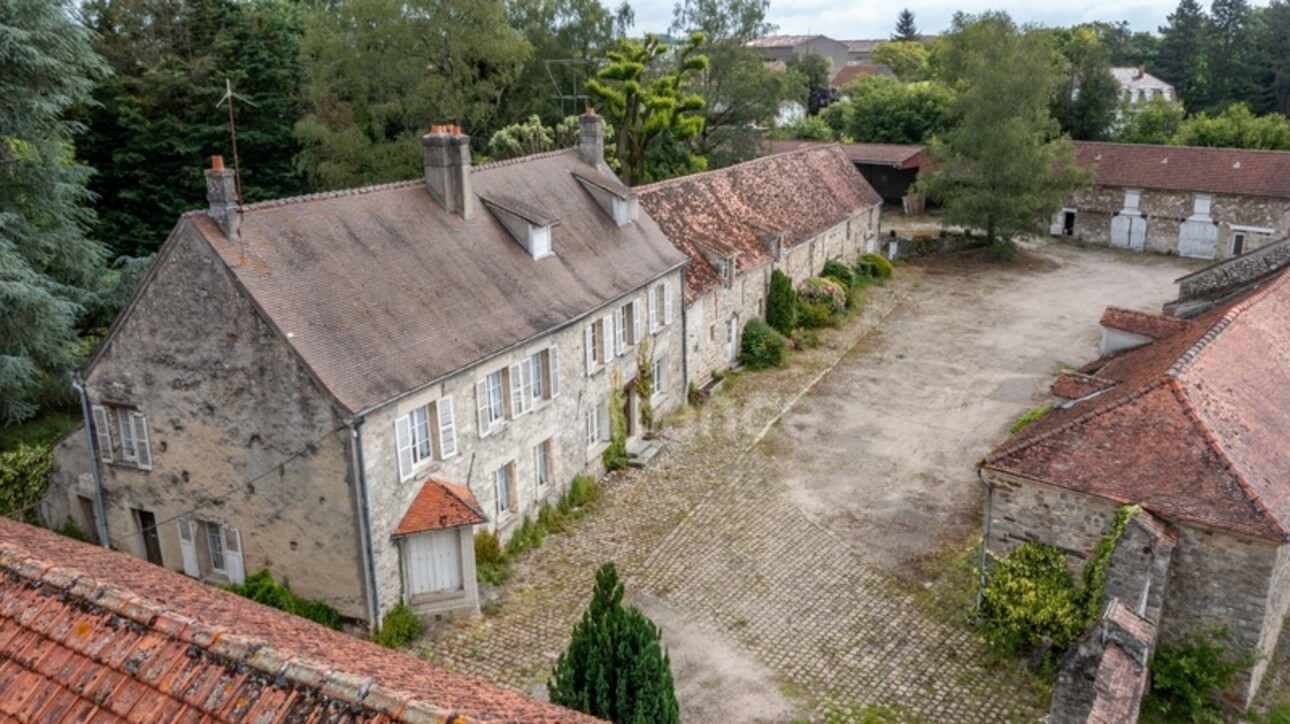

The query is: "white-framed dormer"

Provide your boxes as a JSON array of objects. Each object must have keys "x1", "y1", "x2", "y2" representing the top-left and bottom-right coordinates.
[
  {"x1": 572, "y1": 171, "x2": 639, "y2": 226},
  {"x1": 480, "y1": 195, "x2": 559, "y2": 259}
]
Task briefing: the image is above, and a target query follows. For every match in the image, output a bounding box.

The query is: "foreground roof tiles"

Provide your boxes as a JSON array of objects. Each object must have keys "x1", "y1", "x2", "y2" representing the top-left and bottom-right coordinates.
[
  {"x1": 1074, "y1": 141, "x2": 1290, "y2": 200},
  {"x1": 1099, "y1": 306, "x2": 1190, "y2": 340},
  {"x1": 0, "y1": 517, "x2": 599, "y2": 722},
  {"x1": 985, "y1": 267, "x2": 1290, "y2": 541},
  {"x1": 638, "y1": 146, "x2": 881, "y2": 301},
  {"x1": 394, "y1": 479, "x2": 488, "y2": 536}
]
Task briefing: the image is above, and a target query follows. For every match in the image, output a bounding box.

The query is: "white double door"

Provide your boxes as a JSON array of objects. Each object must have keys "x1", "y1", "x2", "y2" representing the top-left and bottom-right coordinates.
[{"x1": 405, "y1": 529, "x2": 463, "y2": 595}]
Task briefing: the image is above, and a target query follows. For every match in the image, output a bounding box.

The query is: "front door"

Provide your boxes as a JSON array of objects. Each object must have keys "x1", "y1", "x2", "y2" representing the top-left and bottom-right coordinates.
[
  {"x1": 726, "y1": 316, "x2": 738, "y2": 362},
  {"x1": 1110, "y1": 214, "x2": 1146, "y2": 250},
  {"x1": 135, "y1": 509, "x2": 162, "y2": 566},
  {"x1": 1178, "y1": 220, "x2": 1217, "y2": 259},
  {"x1": 623, "y1": 380, "x2": 637, "y2": 440},
  {"x1": 406, "y1": 529, "x2": 463, "y2": 596}
]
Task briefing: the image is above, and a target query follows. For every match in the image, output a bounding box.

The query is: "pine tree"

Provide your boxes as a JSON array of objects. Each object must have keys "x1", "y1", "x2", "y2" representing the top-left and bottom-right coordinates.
[
  {"x1": 1158, "y1": 0, "x2": 1211, "y2": 109},
  {"x1": 893, "y1": 9, "x2": 919, "y2": 42},
  {"x1": 1209, "y1": 0, "x2": 1251, "y2": 105},
  {"x1": 549, "y1": 562, "x2": 679, "y2": 723},
  {"x1": 0, "y1": 0, "x2": 110, "y2": 424}
]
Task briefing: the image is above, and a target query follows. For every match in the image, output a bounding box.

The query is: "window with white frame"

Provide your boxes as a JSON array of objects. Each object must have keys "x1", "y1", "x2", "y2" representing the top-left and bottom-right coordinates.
[
  {"x1": 476, "y1": 370, "x2": 506, "y2": 436},
  {"x1": 653, "y1": 354, "x2": 669, "y2": 398},
  {"x1": 648, "y1": 283, "x2": 674, "y2": 333},
  {"x1": 528, "y1": 346, "x2": 560, "y2": 404},
  {"x1": 585, "y1": 316, "x2": 613, "y2": 374},
  {"x1": 394, "y1": 397, "x2": 458, "y2": 481},
  {"x1": 535, "y1": 438, "x2": 553, "y2": 490},
  {"x1": 494, "y1": 462, "x2": 515, "y2": 519},
  {"x1": 615, "y1": 306, "x2": 627, "y2": 355},
  {"x1": 585, "y1": 401, "x2": 606, "y2": 449},
  {"x1": 115, "y1": 409, "x2": 153, "y2": 470}
]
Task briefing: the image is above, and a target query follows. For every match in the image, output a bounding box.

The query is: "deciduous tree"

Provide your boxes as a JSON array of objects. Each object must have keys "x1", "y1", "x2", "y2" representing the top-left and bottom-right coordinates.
[
  {"x1": 844, "y1": 77, "x2": 956, "y2": 144},
  {"x1": 1177, "y1": 103, "x2": 1290, "y2": 149},
  {"x1": 1113, "y1": 96, "x2": 1187, "y2": 144},
  {"x1": 872, "y1": 41, "x2": 930, "y2": 81}
]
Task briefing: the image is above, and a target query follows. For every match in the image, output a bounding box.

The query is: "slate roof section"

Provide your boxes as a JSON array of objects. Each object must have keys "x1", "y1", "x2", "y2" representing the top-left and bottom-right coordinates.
[
  {"x1": 638, "y1": 146, "x2": 881, "y2": 301},
  {"x1": 1110, "y1": 67, "x2": 1174, "y2": 93},
  {"x1": 1100, "y1": 306, "x2": 1190, "y2": 340},
  {"x1": 1074, "y1": 141, "x2": 1290, "y2": 200},
  {"x1": 764, "y1": 140, "x2": 926, "y2": 169},
  {"x1": 842, "y1": 39, "x2": 882, "y2": 53},
  {"x1": 394, "y1": 479, "x2": 488, "y2": 536},
  {"x1": 181, "y1": 148, "x2": 687, "y2": 413},
  {"x1": 985, "y1": 267, "x2": 1290, "y2": 541},
  {"x1": 0, "y1": 517, "x2": 598, "y2": 723}
]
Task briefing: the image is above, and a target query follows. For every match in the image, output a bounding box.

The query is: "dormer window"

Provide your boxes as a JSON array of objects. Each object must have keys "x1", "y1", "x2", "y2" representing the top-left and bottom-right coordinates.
[
  {"x1": 480, "y1": 196, "x2": 559, "y2": 259},
  {"x1": 612, "y1": 196, "x2": 639, "y2": 226},
  {"x1": 573, "y1": 171, "x2": 638, "y2": 226},
  {"x1": 719, "y1": 258, "x2": 735, "y2": 289}
]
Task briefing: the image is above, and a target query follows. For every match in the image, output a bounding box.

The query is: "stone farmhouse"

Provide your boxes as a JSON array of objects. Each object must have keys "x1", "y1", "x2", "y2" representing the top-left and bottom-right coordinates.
[
  {"x1": 638, "y1": 146, "x2": 882, "y2": 391},
  {"x1": 1054, "y1": 142, "x2": 1290, "y2": 260},
  {"x1": 746, "y1": 35, "x2": 850, "y2": 78},
  {"x1": 980, "y1": 264, "x2": 1290, "y2": 706},
  {"x1": 0, "y1": 516, "x2": 595, "y2": 722},
  {"x1": 47, "y1": 113, "x2": 689, "y2": 625}
]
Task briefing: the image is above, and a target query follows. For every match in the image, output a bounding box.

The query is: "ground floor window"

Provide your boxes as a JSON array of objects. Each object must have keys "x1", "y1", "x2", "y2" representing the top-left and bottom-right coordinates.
[
  {"x1": 177, "y1": 518, "x2": 244, "y2": 584},
  {"x1": 404, "y1": 529, "x2": 464, "y2": 595}
]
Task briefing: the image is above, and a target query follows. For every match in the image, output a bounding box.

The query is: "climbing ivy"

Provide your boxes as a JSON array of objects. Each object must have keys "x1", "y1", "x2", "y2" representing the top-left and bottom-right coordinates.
[
  {"x1": 1079, "y1": 504, "x2": 1141, "y2": 623},
  {"x1": 637, "y1": 337, "x2": 654, "y2": 433},
  {"x1": 603, "y1": 369, "x2": 629, "y2": 471}
]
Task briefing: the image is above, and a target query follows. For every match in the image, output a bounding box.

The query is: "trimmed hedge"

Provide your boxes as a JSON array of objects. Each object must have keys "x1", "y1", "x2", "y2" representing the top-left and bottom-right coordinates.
[
  {"x1": 822, "y1": 259, "x2": 855, "y2": 288},
  {"x1": 0, "y1": 443, "x2": 52, "y2": 522},
  {"x1": 797, "y1": 277, "x2": 847, "y2": 312},
  {"x1": 739, "y1": 319, "x2": 788, "y2": 370},
  {"x1": 797, "y1": 302, "x2": 833, "y2": 329},
  {"x1": 863, "y1": 253, "x2": 893, "y2": 279}
]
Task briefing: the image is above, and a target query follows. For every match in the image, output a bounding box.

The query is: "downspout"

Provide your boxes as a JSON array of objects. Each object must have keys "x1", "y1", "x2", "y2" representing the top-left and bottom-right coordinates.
[
  {"x1": 679, "y1": 265, "x2": 689, "y2": 398},
  {"x1": 348, "y1": 418, "x2": 381, "y2": 629},
  {"x1": 976, "y1": 465, "x2": 993, "y2": 617},
  {"x1": 71, "y1": 374, "x2": 110, "y2": 548}
]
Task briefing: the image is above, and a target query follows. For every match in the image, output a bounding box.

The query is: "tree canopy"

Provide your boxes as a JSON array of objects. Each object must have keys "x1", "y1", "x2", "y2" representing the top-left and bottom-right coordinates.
[
  {"x1": 872, "y1": 41, "x2": 930, "y2": 82},
  {"x1": 840, "y1": 77, "x2": 956, "y2": 144},
  {"x1": 893, "y1": 8, "x2": 919, "y2": 41},
  {"x1": 1050, "y1": 27, "x2": 1120, "y2": 140}
]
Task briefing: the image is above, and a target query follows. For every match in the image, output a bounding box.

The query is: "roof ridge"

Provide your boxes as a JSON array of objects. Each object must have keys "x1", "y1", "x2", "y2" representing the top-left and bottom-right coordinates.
[
  {"x1": 435, "y1": 477, "x2": 488, "y2": 520},
  {"x1": 473, "y1": 146, "x2": 577, "y2": 173},
  {"x1": 983, "y1": 379, "x2": 1167, "y2": 465},
  {"x1": 1163, "y1": 378, "x2": 1286, "y2": 538},
  {"x1": 637, "y1": 144, "x2": 845, "y2": 192},
  {"x1": 1166, "y1": 266, "x2": 1290, "y2": 376},
  {"x1": 1074, "y1": 140, "x2": 1290, "y2": 158},
  {"x1": 0, "y1": 542, "x2": 461, "y2": 721}
]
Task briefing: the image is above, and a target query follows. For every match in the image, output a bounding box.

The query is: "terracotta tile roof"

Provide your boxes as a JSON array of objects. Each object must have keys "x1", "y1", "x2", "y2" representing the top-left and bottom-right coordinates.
[
  {"x1": 1074, "y1": 141, "x2": 1290, "y2": 199},
  {"x1": 1051, "y1": 371, "x2": 1117, "y2": 400},
  {"x1": 1100, "y1": 306, "x2": 1190, "y2": 340},
  {"x1": 638, "y1": 146, "x2": 881, "y2": 301},
  {"x1": 747, "y1": 34, "x2": 825, "y2": 48},
  {"x1": 842, "y1": 39, "x2": 882, "y2": 53},
  {"x1": 764, "y1": 139, "x2": 926, "y2": 169},
  {"x1": 0, "y1": 517, "x2": 600, "y2": 723},
  {"x1": 1130, "y1": 510, "x2": 1178, "y2": 550},
  {"x1": 831, "y1": 64, "x2": 892, "y2": 87},
  {"x1": 394, "y1": 478, "x2": 487, "y2": 536},
  {"x1": 985, "y1": 267, "x2": 1290, "y2": 541},
  {"x1": 177, "y1": 149, "x2": 687, "y2": 414}
]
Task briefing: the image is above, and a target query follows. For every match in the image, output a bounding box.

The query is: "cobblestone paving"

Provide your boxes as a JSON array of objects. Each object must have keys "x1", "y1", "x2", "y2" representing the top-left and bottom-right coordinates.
[{"x1": 419, "y1": 271, "x2": 1042, "y2": 721}]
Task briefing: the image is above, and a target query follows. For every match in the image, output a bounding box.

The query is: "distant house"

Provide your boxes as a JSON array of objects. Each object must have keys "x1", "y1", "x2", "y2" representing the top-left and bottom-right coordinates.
[
  {"x1": 830, "y1": 64, "x2": 894, "y2": 88},
  {"x1": 981, "y1": 265, "x2": 1290, "y2": 707},
  {"x1": 841, "y1": 39, "x2": 882, "y2": 65},
  {"x1": 1111, "y1": 66, "x2": 1175, "y2": 106},
  {"x1": 765, "y1": 140, "x2": 927, "y2": 204},
  {"x1": 639, "y1": 146, "x2": 882, "y2": 389},
  {"x1": 47, "y1": 113, "x2": 688, "y2": 625},
  {"x1": 1054, "y1": 142, "x2": 1290, "y2": 260},
  {"x1": 0, "y1": 516, "x2": 595, "y2": 722},
  {"x1": 747, "y1": 35, "x2": 850, "y2": 77}
]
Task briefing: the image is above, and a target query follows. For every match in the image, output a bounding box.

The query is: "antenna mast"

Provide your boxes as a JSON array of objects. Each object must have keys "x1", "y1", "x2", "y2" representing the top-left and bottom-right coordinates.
[{"x1": 216, "y1": 79, "x2": 257, "y2": 207}]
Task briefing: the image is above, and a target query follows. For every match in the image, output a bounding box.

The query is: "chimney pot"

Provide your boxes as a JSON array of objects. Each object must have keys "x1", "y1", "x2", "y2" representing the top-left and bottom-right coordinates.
[{"x1": 211, "y1": 155, "x2": 225, "y2": 171}]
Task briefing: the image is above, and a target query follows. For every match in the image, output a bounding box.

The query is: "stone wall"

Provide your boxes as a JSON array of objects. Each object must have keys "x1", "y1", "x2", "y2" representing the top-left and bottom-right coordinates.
[
  {"x1": 1102, "y1": 515, "x2": 1174, "y2": 629},
  {"x1": 49, "y1": 224, "x2": 368, "y2": 619},
  {"x1": 886, "y1": 233, "x2": 980, "y2": 261},
  {"x1": 983, "y1": 471, "x2": 1124, "y2": 573},
  {"x1": 1066, "y1": 185, "x2": 1290, "y2": 260},
  {"x1": 1050, "y1": 599, "x2": 1155, "y2": 724},
  {"x1": 1173, "y1": 235, "x2": 1290, "y2": 304},
  {"x1": 362, "y1": 269, "x2": 687, "y2": 619}
]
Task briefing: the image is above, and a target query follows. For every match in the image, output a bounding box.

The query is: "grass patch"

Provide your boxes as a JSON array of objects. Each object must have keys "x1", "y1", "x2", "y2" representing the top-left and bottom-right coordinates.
[
  {"x1": 0, "y1": 408, "x2": 79, "y2": 453},
  {"x1": 475, "y1": 475, "x2": 603, "y2": 588},
  {"x1": 1009, "y1": 404, "x2": 1053, "y2": 435}
]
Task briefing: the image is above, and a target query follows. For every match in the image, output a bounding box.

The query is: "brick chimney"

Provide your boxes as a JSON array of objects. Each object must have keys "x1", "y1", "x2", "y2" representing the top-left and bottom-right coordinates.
[
  {"x1": 204, "y1": 155, "x2": 240, "y2": 240},
  {"x1": 579, "y1": 109, "x2": 605, "y2": 168},
  {"x1": 423, "y1": 125, "x2": 475, "y2": 219},
  {"x1": 1135, "y1": 65, "x2": 1145, "y2": 80}
]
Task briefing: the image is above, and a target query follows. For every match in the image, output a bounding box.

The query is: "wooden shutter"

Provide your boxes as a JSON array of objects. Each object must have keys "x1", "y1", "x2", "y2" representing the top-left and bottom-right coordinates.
[
  {"x1": 131, "y1": 413, "x2": 153, "y2": 470},
  {"x1": 223, "y1": 526, "x2": 245, "y2": 585},
  {"x1": 91, "y1": 406, "x2": 112, "y2": 463},
  {"x1": 437, "y1": 397, "x2": 457, "y2": 458},
  {"x1": 475, "y1": 379, "x2": 491, "y2": 437},
  {"x1": 549, "y1": 346, "x2": 560, "y2": 398},
  {"x1": 615, "y1": 307, "x2": 626, "y2": 355},
  {"x1": 520, "y1": 357, "x2": 533, "y2": 407},
  {"x1": 664, "y1": 283, "x2": 674, "y2": 325},
  {"x1": 648, "y1": 288, "x2": 659, "y2": 331},
  {"x1": 394, "y1": 415, "x2": 413, "y2": 480},
  {"x1": 177, "y1": 520, "x2": 199, "y2": 577},
  {"x1": 632, "y1": 300, "x2": 642, "y2": 343},
  {"x1": 585, "y1": 326, "x2": 595, "y2": 375},
  {"x1": 508, "y1": 363, "x2": 525, "y2": 417},
  {"x1": 601, "y1": 315, "x2": 613, "y2": 363}
]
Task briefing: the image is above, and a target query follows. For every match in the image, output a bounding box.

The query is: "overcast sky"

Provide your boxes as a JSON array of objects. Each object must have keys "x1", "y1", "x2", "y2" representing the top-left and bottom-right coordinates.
[{"x1": 631, "y1": 0, "x2": 1270, "y2": 40}]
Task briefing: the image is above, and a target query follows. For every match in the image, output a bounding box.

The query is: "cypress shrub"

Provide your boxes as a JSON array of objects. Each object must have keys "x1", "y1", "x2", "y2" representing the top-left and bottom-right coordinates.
[
  {"x1": 766, "y1": 269, "x2": 796, "y2": 335},
  {"x1": 738, "y1": 319, "x2": 788, "y2": 370},
  {"x1": 549, "y1": 562, "x2": 679, "y2": 723}
]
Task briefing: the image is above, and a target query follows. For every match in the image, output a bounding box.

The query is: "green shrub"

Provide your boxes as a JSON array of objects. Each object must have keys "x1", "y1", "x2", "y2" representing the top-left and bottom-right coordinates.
[
  {"x1": 766, "y1": 269, "x2": 797, "y2": 335},
  {"x1": 978, "y1": 542, "x2": 1086, "y2": 656},
  {"x1": 371, "y1": 602, "x2": 423, "y2": 649},
  {"x1": 1010, "y1": 404, "x2": 1053, "y2": 434},
  {"x1": 738, "y1": 319, "x2": 788, "y2": 370},
  {"x1": 797, "y1": 276, "x2": 847, "y2": 312},
  {"x1": 567, "y1": 474, "x2": 601, "y2": 509},
  {"x1": 822, "y1": 259, "x2": 855, "y2": 288},
  {"x1": 55, "y1": 516, "x2": 88, "y2": 542},
  {"x1": 538, "y1": 502, "x2": 565, "y2": 534},
  {"x1": 792, "y1": 329, "x2": 823, "y2": 349},
  {"x1": 475, "y1": 528, "x2": 504, "y2": 566},
  {"x1": 224, "y1": 569, "x2": 343, "y2": 630},
  {"x1": 863, "y1": 253, "x2": 893, "y2": 278},
  {"x1": 0, "y1": 443, "x2": 53, "y2": 523},
  {"x1": 506, "y1": 515, "x2": 544, "y2": 557},
  {"x1": 797, "y1": 302, "x2": 834, "y2": 329},
  {"x1": 1142, "y1": 630, "x2": 1255, "y2": 722}
]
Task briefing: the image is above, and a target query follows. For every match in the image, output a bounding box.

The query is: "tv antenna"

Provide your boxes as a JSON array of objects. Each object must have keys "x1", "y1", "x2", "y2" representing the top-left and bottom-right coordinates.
[{"x1": 216, "y1": 79, "x2": 257, "y2": 206}]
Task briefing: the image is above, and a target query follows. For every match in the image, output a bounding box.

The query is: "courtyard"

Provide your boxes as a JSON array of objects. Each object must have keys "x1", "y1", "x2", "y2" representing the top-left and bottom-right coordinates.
[{"x1": 418, "y1": 239, "x2": 1202, "y2": 721}]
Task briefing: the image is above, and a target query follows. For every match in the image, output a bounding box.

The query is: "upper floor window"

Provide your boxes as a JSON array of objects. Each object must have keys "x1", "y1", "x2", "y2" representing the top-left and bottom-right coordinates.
[
  {"x1": 478, "y1": 346, "x2": 559, "y2": 436},
  {"x1": 92, "y1": 405, "x2": 152, "y2": 470},
  {"x1": 648, "y1": 283, "x2": 674, "y2": 333},
  {"x1": 394, "y1": 397, "x2": 457, "y2": 481},
  {"x1": 494, "y1": 461, "x2": 516, "y2": 519}
]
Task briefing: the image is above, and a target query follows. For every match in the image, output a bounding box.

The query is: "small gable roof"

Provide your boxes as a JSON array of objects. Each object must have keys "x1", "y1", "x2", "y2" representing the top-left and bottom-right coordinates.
[
  {"x1": 1074, "y1": 141, "x2": 1290, "y2": 200},
  {"x1": 765, "y1": 139, "x2": 926, "y2": 169},
  {"x1": 638, "y1": 146, "x2": 881, "y2": 301},
  {"x1": 985, "y1": 268, "x2": 1290, "y2": 541},
  {"x1": 177, "y1": 149, "x2": 686, "y2": 414},
  {"x1": 0, "y1": 517, "x2": 597, "y2": 722},
  {"x1": 394, "y1": 478, "x2": 488, "y2": 536},
  {"x1": 1100, "y1": 306, "x2": 1189, "y2": 339}
]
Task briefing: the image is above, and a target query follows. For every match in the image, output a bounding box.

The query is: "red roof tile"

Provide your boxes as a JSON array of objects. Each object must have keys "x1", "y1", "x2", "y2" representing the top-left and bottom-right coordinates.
[
  {"x1": 985, "y1": 267, "x2": 1290, "y2": 541},
  {"x1": 639, "y1": 146, "x2": 881, "y2": 301},
  {"x1": 1051, "y1": 371, "x2": 1117, "y2": 400},
  {"x1": 765, "y1": 139, "x2": 926, "y2": 168},
  {"x1": 0, "y1": 517, "x2": 600, "y2": 723},
  {"x1": 831, "y1": 64, "x2": 892, "y2": 87},
  {"x1": 394, "y1": 478, "x2": 488, "y2": 536},
  {"x1": 1074, "y1": 141, "x2": 1290, "y2": 199},
  {"x1": 1100, "y1": 306, "x2": 1190, "y2": 340}
]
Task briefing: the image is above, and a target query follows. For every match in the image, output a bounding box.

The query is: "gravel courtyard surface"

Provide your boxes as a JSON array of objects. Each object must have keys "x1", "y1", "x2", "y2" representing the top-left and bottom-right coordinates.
[{"x1": 418, "y1": 239, "x2": 1202, "y2": 722}]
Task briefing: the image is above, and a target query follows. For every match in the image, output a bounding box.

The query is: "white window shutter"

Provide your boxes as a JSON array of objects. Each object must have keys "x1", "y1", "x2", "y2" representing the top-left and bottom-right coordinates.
[
  {"x1": 223, "y1": 526, "x2": 245, "y2": 585},
  {"x1": 664, "y1": 283, "x2": 674, "y2": 325},
  {"x1": 394, "y1": 416, "x2": 414, "y2": 481},
  {"x1": 615, "y1": 307, "x2": 626, "y2": 355},
  {"x1": 177, "y1": 520, "x2": 199, "y2": 577},
  {"x1": 648, "y1": 288, "x2": 659, "y2": 331},
  {"x1": 476, "y1": 379, "x2": 491, "y2": 437},
  {"x1": 602, "y1": 315, "x2": 613, "y2": 362},
  {"x1": 520, "y1": 357, "x2": 533, "y2": 407},
  {"x1": 91, "y1": 406, "x2": 112, "y2": 463},
  {"x1": 438, "y1": 397, "x2": 457, "y2": 458},
  {"x1": 509, "y1": 362, "x2": 525, "y2": 416},
  {"x1": 633, "y1": 301, "x2": 642, "y2": 343},
  {"x1": 131, "y1": 413, "x2": 152, "y2": 470},
  {"x1": 585, "y1": 326, "x2": 594, "y2": 375},
  {"x1": 549, "y1": 346, "x2": 560, "y2": 398}
]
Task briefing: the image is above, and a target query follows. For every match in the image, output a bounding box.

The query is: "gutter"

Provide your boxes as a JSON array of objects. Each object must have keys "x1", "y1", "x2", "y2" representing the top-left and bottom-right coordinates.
[
  {"x1": 347, "y1": 418, "x2": 381, "y2": 628},
  {"x1": 71, "y1": 374, "x2": 110, "y2": 548},
  {"x1": 975, "y1": 465, "x2": 992, "y2": 617},
  {"x1": 680, "y1": 264, "x2": 689, "y2": 396}
]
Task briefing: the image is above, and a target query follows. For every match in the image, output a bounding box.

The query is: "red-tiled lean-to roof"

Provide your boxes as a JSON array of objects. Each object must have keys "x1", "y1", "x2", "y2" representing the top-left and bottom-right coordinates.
[
  {"x1": 394, "y1": 478, "x2": 488, "y2": 536},
  {"x1": 1099, "y1": 306, "x2": 1190, "y2": 340}
]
